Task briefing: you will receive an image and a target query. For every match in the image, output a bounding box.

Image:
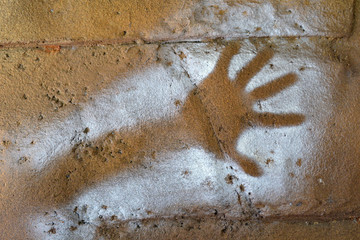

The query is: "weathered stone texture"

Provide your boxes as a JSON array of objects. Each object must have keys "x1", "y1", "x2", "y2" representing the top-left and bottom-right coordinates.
[
  {"x1": 0, "y1": 0, "x2": 354, "y2": 45},
  {"x1": 0, "y1": 0, "x2": 359, "y2": 239}
]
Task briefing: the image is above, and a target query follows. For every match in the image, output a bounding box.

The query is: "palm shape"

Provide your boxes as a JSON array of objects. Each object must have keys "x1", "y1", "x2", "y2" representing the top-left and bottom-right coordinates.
[
  {"x1": 25, "y1": 41, "x2": 305, "y2": 209},
  {"x1": 182, "y1": 42, "x2": 305, "y2": 177}
]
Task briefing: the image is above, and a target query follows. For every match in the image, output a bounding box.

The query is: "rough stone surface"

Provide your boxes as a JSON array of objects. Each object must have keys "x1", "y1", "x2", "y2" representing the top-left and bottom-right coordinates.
[
  {"x1": 92, "y1": 218, "x2": 360, "y2": 240},
  {"x1": 0, "y1": 0, "x2": 355, "y2": 45},
  {"x1": 0, "y1": 0, "x2": 359, "y2": 239}
]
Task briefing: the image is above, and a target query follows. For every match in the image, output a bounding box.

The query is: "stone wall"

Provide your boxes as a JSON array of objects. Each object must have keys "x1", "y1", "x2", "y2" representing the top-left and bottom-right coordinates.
[{"x1": 0, "y1": 0, "x2": 359, "y2": 239}]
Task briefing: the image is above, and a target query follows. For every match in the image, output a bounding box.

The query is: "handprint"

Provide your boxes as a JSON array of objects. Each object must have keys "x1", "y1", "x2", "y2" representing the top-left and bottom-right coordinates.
[
  {"x1": 182, "y1": 42, "x2": 305, "y2": 177},
  {"x1": 24, "y1": 41, "x2": 305, "y2": 208}
]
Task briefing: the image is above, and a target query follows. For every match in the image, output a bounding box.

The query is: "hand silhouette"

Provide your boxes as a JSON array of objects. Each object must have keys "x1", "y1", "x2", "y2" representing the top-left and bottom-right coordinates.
[
  {"x1": 182, "y1": 42, "x2": 305, "y2": 177},
  {"x1": 24, "y1": 41, "x2": 305, "y2": 209}
]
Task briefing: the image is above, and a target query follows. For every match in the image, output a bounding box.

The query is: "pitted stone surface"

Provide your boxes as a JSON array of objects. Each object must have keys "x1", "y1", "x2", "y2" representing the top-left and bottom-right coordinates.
[
  {"x1": 0, "y1": 0, "x2": 355, "y2": 45},
  {"x1": 1, "y1": 37, "x2": 359, "y2": 239},
  {"x1": 0, "y1": 0, "x2": 359, "y2": 239}
]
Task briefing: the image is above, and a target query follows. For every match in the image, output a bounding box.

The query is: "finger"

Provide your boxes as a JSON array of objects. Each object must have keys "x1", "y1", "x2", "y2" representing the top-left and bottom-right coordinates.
[
  {"x1": 228, "y1": 151, "x2": 262, "y2": 177},
  {"x1": 251, "y1": 112, "x2": 305, "y2": 127},
  {"x1": 250, "y1": 73, "x2": 298, "y2": 100},
  {"x1": 212, "y1": 41, "x2": 241, "y2": 78},
  {"x1": 234, "y1": 48, "x2": 274, "y2": 91}
]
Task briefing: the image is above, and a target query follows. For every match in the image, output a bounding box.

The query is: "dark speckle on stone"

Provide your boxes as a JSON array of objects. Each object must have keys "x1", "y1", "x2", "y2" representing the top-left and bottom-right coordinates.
[{"x1": 84, "y1": 127, "x2": 90, "y2": 134}]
